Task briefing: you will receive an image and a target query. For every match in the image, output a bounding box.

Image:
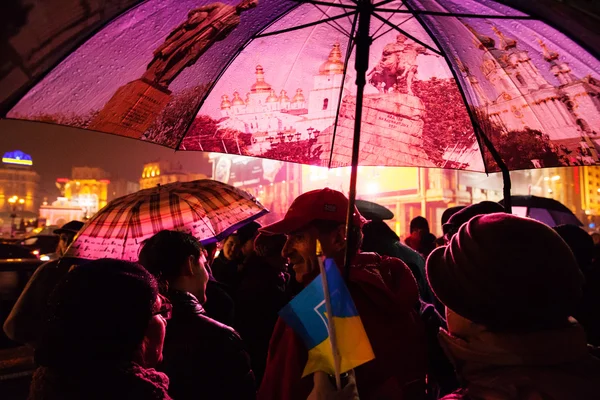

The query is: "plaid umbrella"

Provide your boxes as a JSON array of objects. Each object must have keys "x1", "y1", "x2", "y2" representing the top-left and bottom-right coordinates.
[{"x1": 65, "y1": 179, "x2": 268, "y2": 261}]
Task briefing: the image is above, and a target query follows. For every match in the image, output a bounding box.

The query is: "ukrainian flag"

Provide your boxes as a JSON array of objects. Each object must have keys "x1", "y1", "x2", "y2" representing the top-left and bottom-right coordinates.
[{"x1": 279, "y1": 258, "x2": 375, "y2": 377}]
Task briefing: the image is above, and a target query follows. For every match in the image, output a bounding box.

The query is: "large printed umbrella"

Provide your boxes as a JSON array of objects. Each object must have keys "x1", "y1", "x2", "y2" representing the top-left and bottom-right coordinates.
[
  {"x1": 65, "y1": 179, "x2": 268, "y2": 261},
  {"x1": 2, "y1": 0, "x2": 600, "y2": 265}
]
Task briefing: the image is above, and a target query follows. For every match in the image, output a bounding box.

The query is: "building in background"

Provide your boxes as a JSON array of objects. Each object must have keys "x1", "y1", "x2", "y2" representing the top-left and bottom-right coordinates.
[
  {"x1": 108, "y1": 178, "x2": 140, "y2": 201},
  {"x1": 55, "y1": 167, "x2": 110, "y2": 218},
  {"x1": 139, "y1": 160, "x2": 208, "y2": 190},
  {"x1": 209, "y1": 153, "x2": 301, "y2": 226},
  {"x1": 0, "y1": 150, "x2": 40, "y2": 236},
  {"x1": 0, "y1": 150, "x2": 39, "y2": 213},
  {"x1": 40, "y1": 166, "x2": 112, "y2": 225},
  {"x1": 39, "y1": 197, "x2": 87, "y2": 227}
]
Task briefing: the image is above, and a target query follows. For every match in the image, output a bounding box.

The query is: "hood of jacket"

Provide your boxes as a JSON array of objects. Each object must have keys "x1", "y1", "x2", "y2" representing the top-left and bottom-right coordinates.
[{"x1": 439, "y1": 321, "x2": 600, "y2": 400}]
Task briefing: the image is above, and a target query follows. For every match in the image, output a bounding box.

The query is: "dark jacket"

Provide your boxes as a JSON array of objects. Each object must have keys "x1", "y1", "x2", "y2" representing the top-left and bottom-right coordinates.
[
  {"x1": 439, "y1": 323, "x2": 600, "y2": 400},
  {"x1": 203, "y1": 278, "x2": 236, "y2": 326},
  {"x1": 160, "y1": 290, "x2": 255, "y2": 400},
  {"x1": 234, "y1": 254, "x2": 290, "y2": 384},
  {"x1": 29, "y1": 363, "x2": 171, "y2": 400},
  {"x1": 211, "y1": 252, "x2": 240, "y2": 290}
]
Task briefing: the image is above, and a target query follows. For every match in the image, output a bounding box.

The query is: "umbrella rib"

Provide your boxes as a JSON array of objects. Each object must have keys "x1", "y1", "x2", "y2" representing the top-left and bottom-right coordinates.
[
  {"x1": 178, "y1": 196, "x2": 218, "y2": 239},
  {"x1": 373, "y1": 16, "x2": 414, "y2": 41},
  {"x1": 173, "y1": 2, "x2": 302, "y2": 151},
  {"x1": 371, "y1": 0, "x2": 409, "y2": 38},
  {"x1": 336, "y1": 0, "x2": 357, "y2": 26},
  {"x1": 310, "y1": 3, "x2": 351, "y2": 37},
  {"x1": 254, "y1": 11, "x2": 355, "y2": 38},
  {"x1": 373, "y1": 9, "x2": 536, "y2": 19},
  {"x1": 371, "y1": 13, "x2": 442, "y2": 55},
  {"x1": 305, "y1": 1, "x2": 357, "y2": 9},
  {"x1": 328, "y1": 10, "x2": 359, "y2": 169}
]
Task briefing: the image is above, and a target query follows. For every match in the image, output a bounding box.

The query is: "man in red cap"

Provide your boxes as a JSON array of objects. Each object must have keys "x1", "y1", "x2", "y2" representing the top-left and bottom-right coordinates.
[{"x1": 258, "y1": 188, "x2": 427, "y2": 400}]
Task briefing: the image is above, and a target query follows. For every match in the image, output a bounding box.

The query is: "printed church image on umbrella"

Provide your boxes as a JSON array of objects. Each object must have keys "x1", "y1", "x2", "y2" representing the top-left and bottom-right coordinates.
[{"x1": 6, "y1": 0, "x2": 600, "y2": 172}]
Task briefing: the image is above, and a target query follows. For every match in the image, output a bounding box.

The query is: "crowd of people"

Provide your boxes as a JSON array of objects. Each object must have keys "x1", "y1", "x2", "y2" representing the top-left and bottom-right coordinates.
[{"x1": 3, "y1": 188, "x2": 600, "y2": 399}]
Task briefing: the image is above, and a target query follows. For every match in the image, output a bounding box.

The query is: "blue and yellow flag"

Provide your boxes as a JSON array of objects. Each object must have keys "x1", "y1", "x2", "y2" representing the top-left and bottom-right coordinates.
[{"x1": 279, "y1": 258, "x2": 375, "y2": 377}]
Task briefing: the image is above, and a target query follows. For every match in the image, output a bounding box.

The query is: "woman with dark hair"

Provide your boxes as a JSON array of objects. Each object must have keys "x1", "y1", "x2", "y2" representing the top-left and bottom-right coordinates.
[{"x1": 29, "y1": 259, "x2": 171, "y2": 400}]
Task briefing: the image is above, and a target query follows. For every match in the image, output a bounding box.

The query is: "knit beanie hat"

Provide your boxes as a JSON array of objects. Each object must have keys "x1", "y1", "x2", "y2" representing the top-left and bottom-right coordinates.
[
  {"x1": 427, "y1": 213, "x2": 584, "y2": 332},
  {"x1": 36, "y1": 259, "x2": 159, "y2": 368},
  {"x1": 442, "y1": 201, "x2": 504, "y2": 236}
]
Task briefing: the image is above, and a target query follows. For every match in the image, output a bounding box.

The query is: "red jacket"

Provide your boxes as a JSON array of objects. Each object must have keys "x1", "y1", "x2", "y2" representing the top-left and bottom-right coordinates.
[{"x1": 258, "y1": 253, "x2": 427, "y2": 400}]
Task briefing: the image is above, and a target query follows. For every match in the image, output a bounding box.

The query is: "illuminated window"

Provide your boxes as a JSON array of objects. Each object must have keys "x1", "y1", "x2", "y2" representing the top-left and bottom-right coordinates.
[{"x1": 151, "y1": 170, "x2": 155, "y2": 177}]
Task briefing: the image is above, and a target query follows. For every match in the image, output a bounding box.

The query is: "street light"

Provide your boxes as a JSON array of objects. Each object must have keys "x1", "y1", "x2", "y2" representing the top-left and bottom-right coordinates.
[{"x1": 7, "y1": 195, "x2": 24, "y2": 237}]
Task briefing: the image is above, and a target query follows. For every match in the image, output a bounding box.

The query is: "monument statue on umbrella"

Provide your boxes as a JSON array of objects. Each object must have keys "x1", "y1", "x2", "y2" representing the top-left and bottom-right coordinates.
[
  {"x1": 143, "y1": 0, "x2": 258, "y2": 87},
  {"x1": 90, "y1": 0, "x2": 258, "y2": 138}
]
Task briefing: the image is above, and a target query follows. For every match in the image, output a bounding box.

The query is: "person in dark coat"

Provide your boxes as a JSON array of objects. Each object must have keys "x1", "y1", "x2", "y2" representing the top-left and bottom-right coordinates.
[
  {"x1": 139, "y1": 230, "x2": 256, "y2": 400},
  {"x1": 405, "y1": 216, "x2": 436, "y2": 257},
  {"x1": 4, "y1": 220, "x2": 84, "y2": 347},
  {"x1": 361, "y1": 219, "x2": 457, "y2": 397},
  {"x1": 258, "y1": 189, "x2": 427, "y2": 400},
  {"x1": 211, "y1": 234, "x2": 241, "y2": 289},
  {"x1": 428, "y1": 214, "x2": 600, "y2": 400},
  {"x1": 235, "y1": 232, "x2": 290, "y2": 385},
  {"x1": 30, "y1": 259, "x2": 171, "y2": 400},
  {"x1": 554, "y1": 224, "x2": 600, "y2": 346}
]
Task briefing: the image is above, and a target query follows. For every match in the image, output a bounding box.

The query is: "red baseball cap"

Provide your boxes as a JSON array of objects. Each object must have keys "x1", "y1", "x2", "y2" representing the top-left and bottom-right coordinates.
[{"x1": 260, "y1": 188, "x2": 367, "y2": 234}]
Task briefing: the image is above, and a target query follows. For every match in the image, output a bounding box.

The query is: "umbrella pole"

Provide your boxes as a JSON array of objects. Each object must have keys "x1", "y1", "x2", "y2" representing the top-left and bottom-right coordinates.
[
  {"x1": 477, "y1": 126, "x2": 512, "y2": 213},
  {"x1": 501, "y1": 168, "x2": 512, "y2": 214},
  {"x1": 344, "y1": 0, "x2": 372, "y2": 281}
]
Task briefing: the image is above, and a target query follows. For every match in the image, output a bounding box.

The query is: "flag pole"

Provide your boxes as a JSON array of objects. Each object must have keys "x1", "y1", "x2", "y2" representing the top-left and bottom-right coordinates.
[
  {"x1": 344, "y1": 0, "x2": 372, "y2": 281},
  {"x1": 317, "y1": 252, "x2": 342, "y2": 390}
]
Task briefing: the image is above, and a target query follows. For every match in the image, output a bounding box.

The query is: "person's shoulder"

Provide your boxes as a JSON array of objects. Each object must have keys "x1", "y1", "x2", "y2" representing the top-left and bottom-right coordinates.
[{"x1": 193, "y1": 312, "x2": 243, "y2": 342}]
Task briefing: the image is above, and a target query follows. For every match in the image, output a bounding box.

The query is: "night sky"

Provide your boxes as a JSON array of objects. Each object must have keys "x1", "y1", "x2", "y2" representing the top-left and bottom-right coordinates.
[{"x1": 0, "y1": 119, "x2": 212, "y2": 201}]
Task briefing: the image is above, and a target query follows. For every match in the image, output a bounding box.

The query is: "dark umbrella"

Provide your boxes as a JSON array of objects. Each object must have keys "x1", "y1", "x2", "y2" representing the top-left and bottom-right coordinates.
[
  {"x1": 355, "y1": 199, "x2": 394, "y2": 221},
  {"x1": 500, "y1": 195, "x2": 583, "y2": 227}
]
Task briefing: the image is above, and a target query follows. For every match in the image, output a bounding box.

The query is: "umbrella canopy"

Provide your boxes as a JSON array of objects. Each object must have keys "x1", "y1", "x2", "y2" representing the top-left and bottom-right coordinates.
[
  {"x1": 500, "y1": 195, "x2": 583, "y2": 227},
  {"x1": 65, "y1": 179, "x2": 268, "y2": 261},
  {"x1": 3, "y1": 0, "x2": 600, "y2": 174}
]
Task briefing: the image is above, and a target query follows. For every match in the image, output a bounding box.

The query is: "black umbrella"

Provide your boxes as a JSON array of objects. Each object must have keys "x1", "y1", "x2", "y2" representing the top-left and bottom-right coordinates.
[
  {"x1": 355, "y1": 200, "x2": 394, "y2": 221},
  {"x1": 499, "y1": 195, "x2": 583, "y2": 227}
]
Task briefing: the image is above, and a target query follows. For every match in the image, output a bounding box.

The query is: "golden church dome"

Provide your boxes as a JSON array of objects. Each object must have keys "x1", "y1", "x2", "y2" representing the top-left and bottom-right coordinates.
[
  {"x1": 292, "y1": 88, "x2": 305, "y2": 103},
  {"x1": 220, "y1": 94, "x2": 231, "y2": 109},
  {"x1": 279, "y1": 90, "x2": 290, "y2": 103},
  {"x1": 250, "y1": 65, "x2": 272, "y2": 93},
  {"x1": 232, "y1": 91, "x2": 245, "y2": 105},
  {"x1": 319, "y1": 43, "x2": 345, "y2": 75},
  {"x1": 266, "y1": 89, "x2": 278, "y2": 103}
]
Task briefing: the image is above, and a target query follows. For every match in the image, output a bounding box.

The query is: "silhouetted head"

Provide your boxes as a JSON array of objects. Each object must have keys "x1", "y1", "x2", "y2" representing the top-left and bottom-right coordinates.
[{"x1": 410, "y1": 216, "x2": 429, "y2": 234}]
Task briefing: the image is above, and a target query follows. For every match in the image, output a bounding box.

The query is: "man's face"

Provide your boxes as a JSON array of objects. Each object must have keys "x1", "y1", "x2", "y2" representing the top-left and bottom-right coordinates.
[
  {"x1": 193, "y1": 252, "x2": 210, "y2": 304},
  {"x1": 282, "y1": 227, "x2": 319, "y2": 284},
  {"x1": 282, "y1": 226, "x2": 341, "y2": 284}
]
